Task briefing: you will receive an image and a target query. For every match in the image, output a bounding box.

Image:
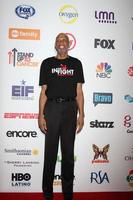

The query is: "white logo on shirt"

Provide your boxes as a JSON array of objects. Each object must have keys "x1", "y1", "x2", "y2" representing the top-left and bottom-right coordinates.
[{"x1": 52, "y1": 64, "x2": 74, "y2": 76}]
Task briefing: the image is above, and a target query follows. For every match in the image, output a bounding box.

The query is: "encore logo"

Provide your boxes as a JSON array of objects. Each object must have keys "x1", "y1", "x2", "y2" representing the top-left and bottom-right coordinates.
[{"x1": 9, "y1": 28, "x2": 40, "y2": 40}]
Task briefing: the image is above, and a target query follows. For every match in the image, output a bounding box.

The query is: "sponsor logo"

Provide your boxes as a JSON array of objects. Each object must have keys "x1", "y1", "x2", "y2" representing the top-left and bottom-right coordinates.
[
  {"x1": 95, "y1": 11, "x2": 117, "y2": 24},
  {"x1": 15, "y1": 5, "x2": 35, "y2": 19},
  {"x1": 8, "y1": 48, "x2": 38, "y2": 67},
  {"x1": 90, "y1": 120, "x2": 114, "y2": 128},
  {"x1": 94, "y1": 38, "x2": 115, "y2": 49},
  {"x1": 6, "y1": 130, "x2": 37, "y2": 138},
  {"x1": 124, "y1": 115, "x2": 133, "y2": 134},
  {"x1": 11, "y1": 173, "x2": 31, "y2": 187},
  {"x1": 66, "y1": 33, "x2": 76, "y2": 50},
  {"x1": 92, "y1": 144, "x2": 110, "y2": 164},
  {"x1": 127, "y1": 170, "x2": 133, "y2": 187},
  {"x1": 4, "y1": 148, "x2": 39, "y2": 156},
  {"x1": 4, "y1": 160, "x2": 39, "y2": 168},
  {"x1": 52, "y1": 64, "x2": 74, "y2": 76},
  {"x1": 124, "y1": 95, "x2": 133, "y2": 103},
  {"x1": 9, "y1": 28, "x2": 40, "y2": 40},
  {"x1": 4, "y1": 113, "x2": 38, "y2": 119},
  {"x1": 125, "y1": 148, "x2": 133, "y2": 161},
  {"x1": 12, "y1": 80, "x2": 34, "y2": 100},
  {"x1": 96, "y1": 62, "x2": 112, "y2": 78},
  {"x1": 90, "y1": 171, "x2": 109, "y2": 184},
  {"x1": 128, "y1": 66, "x2": 133, "y2": 77},
  {"x1": 93, "y1": 92, "x2": 113, "y2": 106},
  {"x1": 59, "y1": 5, "x2": 78, "y2": 24}
]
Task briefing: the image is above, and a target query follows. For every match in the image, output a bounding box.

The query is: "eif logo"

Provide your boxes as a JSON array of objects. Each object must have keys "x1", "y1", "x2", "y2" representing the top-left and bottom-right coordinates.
[
  {"x1": 15, "y1": 5, "x2": 35, "y2": 19},
  {"x1": 59, "y1": 5, "x2": 78, "y2": 24},
  {"x1": 90, "y1": 171, "x2": 109, "y2": 184},
  {"x1": 12, "y1": 80, "x2": 34, "y2": 100},
  {"x1": 127, "y1": 170, "x2": 133, "y2": 187},
  {"x1": 96, "y1": 62, "x2": 112, "y2": 78},
  {"x1": 93, "y1": 92, "x2": 113, "y2": 106},
  {"x1": 95, "y1": 11, "x2": 117, "y2": 24},
  {"x1": 94, "y1": 38, "x2": 115, "y2": 49},
  {"x1": 8, "y1": 48, "x2": 38, "y2": 67}
]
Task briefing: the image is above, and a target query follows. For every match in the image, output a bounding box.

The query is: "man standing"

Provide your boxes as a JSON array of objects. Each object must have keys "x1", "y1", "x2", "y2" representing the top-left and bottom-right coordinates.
[{"x1": 38, "y1": 33, "x2": 85, "y2": 200}]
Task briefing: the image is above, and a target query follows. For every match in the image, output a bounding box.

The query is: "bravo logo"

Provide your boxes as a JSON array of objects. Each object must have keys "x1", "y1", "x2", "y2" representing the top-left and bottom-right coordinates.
[
  {"x1": 93, "y1": 92, "x2": 113, "y2": 106},
  {"x1": 94, "y1": 38, "x2": 115, "y2": 49},
  {"x1": 15, "y1": 5, "x2": 35, "y2": 19},
  {"x1": 127, "y1": 170, "x2": 133, "y2": 187},
  {"x1": 59, "y1": 5, "x2": 78, "y2": 24}
]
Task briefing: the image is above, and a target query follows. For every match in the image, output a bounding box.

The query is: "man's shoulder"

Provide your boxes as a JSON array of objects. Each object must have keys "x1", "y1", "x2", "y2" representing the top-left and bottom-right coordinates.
[
  {"x1": 42, "y1": 56, "x2": 55, "y2": 62},
  {"x1": 69, "y1": 56, "x2": 82, "y2": 64}
]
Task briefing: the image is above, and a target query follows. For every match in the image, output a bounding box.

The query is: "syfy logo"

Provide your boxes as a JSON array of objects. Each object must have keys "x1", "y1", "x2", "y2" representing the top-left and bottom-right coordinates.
[
  {"x1": 12, "y1": 80, "x2": 34, "y2": 100},
  {"x1": 8, "y1": 48, "x2": 38, "y2": 67},
  {"x1": 95, "y1": 11, "x2": 117, "y2": 24},
  {"x1": 94, "y1": 39, "x2": 115, "y2": 49},
  {"x1": 52, "y1": 64, "x2": 74, "y2": 76},
  {"x1": 90, "y1": 171, "x2": 109, "y2": 184},
  {"x1": 15, "y1": 5, "x2": 35, "y2": 19},
  {"x1": 93, "y1": 92, "x2": 113, "y2": 106}
]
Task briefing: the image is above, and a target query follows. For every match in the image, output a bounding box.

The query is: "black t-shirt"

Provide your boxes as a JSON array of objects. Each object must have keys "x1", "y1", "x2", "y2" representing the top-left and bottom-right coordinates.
[{"x1": 39, "y1": 56, "x2": 85, "y2": 98}]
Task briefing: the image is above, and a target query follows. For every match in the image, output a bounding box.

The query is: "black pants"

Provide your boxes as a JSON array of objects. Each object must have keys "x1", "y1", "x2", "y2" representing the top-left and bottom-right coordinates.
[{"x1": 42, "y1": 100, "x2": 77, "y2": 200}]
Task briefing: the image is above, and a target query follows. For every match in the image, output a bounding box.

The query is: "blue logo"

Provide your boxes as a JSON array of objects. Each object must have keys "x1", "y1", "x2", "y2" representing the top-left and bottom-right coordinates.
[
  {"x1": 124, "y1": 95, "x2": 133, "y2": 103},
  {"x1": 93, "y1": 92, "x2": 113, "y2": 106},
  {"x1": 12, "y1": 80, "x2": 34, "y2": 100},
  {"x1": 15, "y1": 5, "x2": 35, "y2": 19}
]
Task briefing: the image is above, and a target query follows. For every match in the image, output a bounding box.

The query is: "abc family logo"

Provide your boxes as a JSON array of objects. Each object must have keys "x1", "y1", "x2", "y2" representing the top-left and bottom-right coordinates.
[
  {"x1": 15, "y1": 5, "x2": 35, "y2": 19},
  {"x1": 94, "y1": 38, "x2": 115, "y2": 49},
  {"x1": 93, "y1": 92, "x2": 113, "y2": 106},
  {"x1": 9, "y1": 28, "x2": 40, "y2": 40}
]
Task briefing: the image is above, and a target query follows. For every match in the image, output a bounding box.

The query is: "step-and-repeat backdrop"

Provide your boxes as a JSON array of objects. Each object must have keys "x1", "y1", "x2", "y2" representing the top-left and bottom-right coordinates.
[{"x1": 0, "y1": 0, "x2": 133, "y2": 193}]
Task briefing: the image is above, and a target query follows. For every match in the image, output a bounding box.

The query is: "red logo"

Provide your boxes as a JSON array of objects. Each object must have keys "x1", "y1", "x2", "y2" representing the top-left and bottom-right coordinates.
[{"x1": 66, "y1": 33, "x2": 76, "y2": 51}]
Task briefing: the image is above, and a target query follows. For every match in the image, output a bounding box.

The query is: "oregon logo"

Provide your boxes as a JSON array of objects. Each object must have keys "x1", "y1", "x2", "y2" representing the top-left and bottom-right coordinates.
[{"x1": 59, "y1": 5, "x2": 78, "y2": 24}]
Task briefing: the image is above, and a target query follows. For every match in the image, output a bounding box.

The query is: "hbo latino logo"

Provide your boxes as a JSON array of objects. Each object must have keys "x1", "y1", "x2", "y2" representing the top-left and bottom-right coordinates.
[{"x1": 11, "y1": 173, "x2": 31, "y2": 187}]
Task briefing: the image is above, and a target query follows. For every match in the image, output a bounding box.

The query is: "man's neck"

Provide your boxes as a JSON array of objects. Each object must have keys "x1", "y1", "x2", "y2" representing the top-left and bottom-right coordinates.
[{"x1": 56, "y1": 53, "x2": 68, "y2": 60}]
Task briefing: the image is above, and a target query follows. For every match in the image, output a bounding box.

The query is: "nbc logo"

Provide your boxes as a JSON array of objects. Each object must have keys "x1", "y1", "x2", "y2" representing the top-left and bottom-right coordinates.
[{"x1": 96, "y1": 62, "x2": 112, "y2": 78}]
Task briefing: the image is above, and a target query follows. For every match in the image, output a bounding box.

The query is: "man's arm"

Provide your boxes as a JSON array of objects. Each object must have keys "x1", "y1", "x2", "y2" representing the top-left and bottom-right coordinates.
[
  {"x1": 76, "y1": 83, "x2": 84, "y2": 133},
  {"x1": 38, "y1": 85, "x2": 47, "y2": 133}
]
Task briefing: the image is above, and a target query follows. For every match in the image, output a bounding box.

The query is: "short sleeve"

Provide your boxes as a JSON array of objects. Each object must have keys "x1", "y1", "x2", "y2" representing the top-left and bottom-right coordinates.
[
  {"x1": 39, "y1": 60, "x2": 48, "y2": 86},
  {"x1": 76, "y1": 60, "x2": 85, "y2": 83}
]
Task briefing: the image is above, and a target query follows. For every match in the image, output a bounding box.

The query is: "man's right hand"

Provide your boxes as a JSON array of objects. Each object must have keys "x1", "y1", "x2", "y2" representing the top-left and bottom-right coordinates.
[{"x1": 38, "y1": 115, "x2": 47, "y2": 133}]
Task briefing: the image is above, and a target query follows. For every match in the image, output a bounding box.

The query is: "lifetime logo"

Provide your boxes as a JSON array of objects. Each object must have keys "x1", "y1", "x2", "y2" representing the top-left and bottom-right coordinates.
[
  {"x1": 93, "y1": 92, "x2": 113, "y2": 106},
  {"x1": 94, "y1": 38, "x2": 115, "y2": 49},
  {"x1": 95, "y1": 11, "x2": 117, "y2": 24},
  {"x1": 59, "y1": 5, "x2": 78, "y2": 24},
  {"x1": 9, "y1": 28, "x2": 40, "y2": 40}
]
